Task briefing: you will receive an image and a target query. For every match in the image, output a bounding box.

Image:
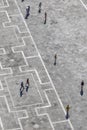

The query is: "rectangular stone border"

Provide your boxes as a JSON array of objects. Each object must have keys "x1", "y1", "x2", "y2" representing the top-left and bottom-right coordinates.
[{"x1": 4, "y1": 73, "x2": 44, "y2": 108}]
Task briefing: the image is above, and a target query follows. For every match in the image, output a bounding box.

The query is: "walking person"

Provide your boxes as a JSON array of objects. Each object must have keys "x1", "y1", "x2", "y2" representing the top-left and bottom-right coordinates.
[
  {"x1": 81, "y1": 80, "x2": 84, "y2": 86},
  {"x1": 54, "y1": 54, "x2": 57, "y2": 65},
  {"x1": 66, "y1": 105, "x2": 70, "y2": 119},
  {"x1": 80, "y1": 80, "x2": 84, "y2": 96},
  {"x1": 25, "y1": 6, "x2": 30, "y2": 19},
  {"x1": 20, "y1": 88, "x2": 23, "y2": 97},
  {"x1": 20, "y1": 82, "x2": 24, "y2": 90},
  {"x1": 38, "y1": 2, "x2": 42, "y2": 13},
  {"x1": 25, "y1": 78, "x2": 30, "y2": 92},
  {"x1": 44, "y1": 12, "x2": 47, "y2": 24},
  {"x1": 20, "y1": 81, "x2": 24, "y2": 97}
]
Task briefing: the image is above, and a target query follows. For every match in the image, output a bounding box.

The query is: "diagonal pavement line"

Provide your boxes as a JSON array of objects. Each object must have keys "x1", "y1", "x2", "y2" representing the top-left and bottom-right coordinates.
[
  {"x1": 52, "y1": 120, "x2": 68, "y2": 124},
  {"x1": 79, "y1": 0, "x2": 87, "y2": 10},
  {"x1": 14, "y1": 0, "x2": 74, "y2": 129},
  {"x1": 0, "y1": 117, "x2": 4, "y2": 130}
]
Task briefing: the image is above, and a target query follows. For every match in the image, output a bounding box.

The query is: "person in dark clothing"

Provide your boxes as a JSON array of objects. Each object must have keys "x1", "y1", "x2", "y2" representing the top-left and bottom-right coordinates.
[
  {"x1": 20, "y1": 89, "x2": 23, "y2": 97},
  {"x1": 20, "y1": 82, "x2": 24, "y2": 90},
  {"x1": 80, "y1": 80, "x2": 84, "y2": 96},
  {"x1": 66, "y1": 105, "x2": 70, "y2": 119},
  {"x1": 54, "y1": 54, "x2": 57, "y2": 65},
  {"x1": 44, "y1": 12, "x2": 47, "y2": 24},
  {"x1": 81, "y1": 80, "x2": 84, "y2": 87},
  {"x1": 25, "y1": 6, "x2": 30, "y2": 19},
  {"x1": 25, "y1": 78, "x2": 30, "y2": 92},
  {"x1": 38, "y1": 2, "x2": 42, "y2": 13}
]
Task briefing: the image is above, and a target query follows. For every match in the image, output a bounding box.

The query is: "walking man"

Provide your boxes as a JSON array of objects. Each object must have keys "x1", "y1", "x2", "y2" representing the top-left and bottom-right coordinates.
[
  {"x1": 20, "y1": 88, "x2": 23, "y2": 97},
  {"x1": 38, "y1": 2, "x2": 42, "y2": 13},
  {"x1": 54, "y1": 54, "x2": 57, "y2": 65},
  {"x1": 20, "y1": 81, "x2": 24, "y2": 97},
  {"x1": 20, "y1": 82, "x2": 24, "y2": 90},
  {"x1": 44, "y1": 12, "x2": 47, "y2": 24},
  {"x1": 81, "y1": 80, "x2": 84, "y2": 86},
  {"x1": 25, "y1": 6, "x2": 30, "y2": 19},
  {"x1": 66, "y1": 105, "x2": 70, "y2": 119},
  {"x1": 80, "y1": 80, "x2": 84, "y2": 96},
  {"x1": 25, "y1": 78, "x2": 30, "y2": 92}
]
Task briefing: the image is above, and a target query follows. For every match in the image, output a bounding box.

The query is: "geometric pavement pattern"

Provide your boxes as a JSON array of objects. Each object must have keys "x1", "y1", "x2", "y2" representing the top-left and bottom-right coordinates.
[{"x1": 0, "y1": 0, "x2": 75, "y2": 130}]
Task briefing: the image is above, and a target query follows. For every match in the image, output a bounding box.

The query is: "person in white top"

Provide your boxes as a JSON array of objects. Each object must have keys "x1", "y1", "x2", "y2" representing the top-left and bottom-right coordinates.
[{"x1": 25, "y1": 78, "x2": 30, "y2": 92}]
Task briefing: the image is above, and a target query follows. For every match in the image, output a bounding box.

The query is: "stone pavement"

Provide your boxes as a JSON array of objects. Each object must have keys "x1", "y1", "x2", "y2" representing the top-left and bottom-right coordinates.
[
  {"x1": 0, "y1": 0, "x2": 74, "y2": 130},
  {"x1": 15, "y1": 0, "x2": 87, "y2": 130}
]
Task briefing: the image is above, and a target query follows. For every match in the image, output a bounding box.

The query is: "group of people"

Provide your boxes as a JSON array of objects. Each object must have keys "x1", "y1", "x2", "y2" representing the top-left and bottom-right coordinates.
[
  {"x1": 21, "y1": 0, "x2": 85, "y2": 120},
  {"x1": 65, "y1": 80, "x2": 85, "y2": 119},
  {"x1": 53, "y1": 54, "x2": 84, "y2": 119},
  {"x1": 20, "y1": 78, "x2": 30, "y2": 97},
  {"x1": 21, "y1": 0, "x2": 47, "y2": 24}
]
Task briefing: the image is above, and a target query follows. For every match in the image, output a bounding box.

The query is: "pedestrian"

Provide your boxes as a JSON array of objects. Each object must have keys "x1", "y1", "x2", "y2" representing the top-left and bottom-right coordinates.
[
  {"x1": 25, "y1": 6, "x2": 30, "y2": 19},
  {"x1": 27, "y1": 78, "x2": 30, "y2": 86},
  {"x1": 21, "y1": 0, "x2": 24, "y2": 2},
  {"x1": 25, "y1": 78, "x2": 30, "y2": 92},
  {"x1": 44, "y1": 12, "x2": 47, "y2": 24},
  {"x1": 80, "y1": 86, "x2": 83, "y2": 96},
  {"x1": 26, "y1": 84, "x2": 29, "y2": 92},
  {"x1": 54, "y1": 54, "x2": 57, "y2": 65},
  {"x1": 81, "y1": 80, "x2": 84, "y2": 87},
  {"x1": 66, "y1": 105, "x2": 70, "y2": 119},
  {"x1": 20, "y1": 81, "x2": 24, "y2": 90},
  {"x1": 38, "y1": 2, "x2": 42, "y2": 13},
  {"x1": 80, "y1": 80, "x2": 84, "y2": 96},
  {"x1": 20, "y1": 89, "x2": 23, "y2": 97}
]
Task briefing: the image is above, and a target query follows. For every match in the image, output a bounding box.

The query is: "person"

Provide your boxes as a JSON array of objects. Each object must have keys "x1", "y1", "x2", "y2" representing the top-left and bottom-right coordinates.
[
  {"x1": 21, "y1": 0, "x2": 24, "y2": 2},
  {"x1": 26, "y1": 83, "x2": 29, "y2": 92},
  {"x1": 25, "y1": 78, "x2": 30, "y2": 92},
  {"x1": 20, "y1": 88, "x2": 23, "y2": 97},
  {"x1": 80, "y1": 86, "x2": 83, "y2": 96},
  {"x1": 81, "y1": 80, "x2": 84, "y2": 87},
  {"x1": 80, "y1": 80, "x2": 84, "y2": 96},
  {"x1": 20, "y1": 82, "x2": 24, "y2": 90},
  {"x1": 25, "y1": 6, "x2": 30, "y2": 19},
  {"x1": 66, "y1": 105, "x2": 70, "y2": 119},
  {"x1": 38, "y1": 2, "x2": 42, "y2": 13},
  {"x1": 54, "y1": 54, "x2": 57, "y2": 65},
  {"x1": 44, "y1": 12, "x2": 47, "y2": 24}
]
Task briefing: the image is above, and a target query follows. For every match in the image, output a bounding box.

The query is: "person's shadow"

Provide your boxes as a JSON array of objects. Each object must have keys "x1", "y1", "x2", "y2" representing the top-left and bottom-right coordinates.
[
  {"x1": 80, "y1": 90, "x2": 83, "y2": 96},
  {"x1": 54, "y1": 62, "x2": 56, "y2": 65}
]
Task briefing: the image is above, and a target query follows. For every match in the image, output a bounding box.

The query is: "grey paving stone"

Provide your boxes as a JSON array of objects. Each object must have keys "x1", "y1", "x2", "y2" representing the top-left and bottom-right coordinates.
[
  {"x1": 53, "y1": 121, "x2": 72, "y2": 130},
  {"x1": 0, "y1": 97, "x2": 20, "y2": 129},
  {"x1": 21, "y1": 57, "x2": 50, "y2": 83},
  {"x1": 21, "y1": 115, "x2": 53, "y2": 130},
  {"x1": 37, "y1": 89, "x2": 65, "y2": 122},
  {"x1": 5, "y1": 0, "x2": 19, "y2": 15},
  {"x1": 13, "y1": 37, "x2": 38, "y2": 57}
]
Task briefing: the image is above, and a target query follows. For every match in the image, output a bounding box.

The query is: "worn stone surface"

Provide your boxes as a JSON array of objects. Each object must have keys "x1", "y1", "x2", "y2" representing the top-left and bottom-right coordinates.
[
  {"x1": 16, "y1": 0, "x2": 87, "y2": 130},
  {"x1": 0, "y1": 0, "x2": 73, "y2": 130},
  {"x1": 1, "y1": 0, "x2": 87, "y2": 129}
]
